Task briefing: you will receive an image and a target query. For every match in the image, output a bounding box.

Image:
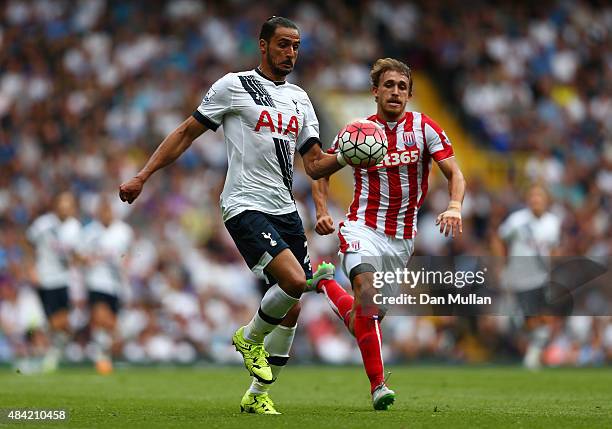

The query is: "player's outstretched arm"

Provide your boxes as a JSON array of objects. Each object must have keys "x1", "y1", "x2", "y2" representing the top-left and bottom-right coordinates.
[
  {"x1": 435, "y1": 157, "x2": 466, "y2": 238},
  {"x1": 311, "y1": 176, "x2": 335, "y2": 235},
  {"x1": 119, "y1": 116, "x2": 207, "y2": 204},
  {"x1": 301, "y1": 143, "x2": 345, "y2": 180}
]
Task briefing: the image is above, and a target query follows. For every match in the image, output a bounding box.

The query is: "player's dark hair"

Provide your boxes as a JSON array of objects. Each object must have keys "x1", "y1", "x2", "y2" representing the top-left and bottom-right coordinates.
[
  {"x1": 259, "y1": 16, "x2": 299, "y2": 42},
  {"x1": 370, "y1": 58, "x2": 413, "y2": 96}
]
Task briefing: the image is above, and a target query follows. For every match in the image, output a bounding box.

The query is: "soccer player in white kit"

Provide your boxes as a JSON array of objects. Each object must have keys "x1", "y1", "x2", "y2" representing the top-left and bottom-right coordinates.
[
  {"x1": 119, "y1": 17, "x2": 344, "y2": 414},
  {"x1": 493, "y1": 183, "x2": 561, "y2": 369},
  {"x1": 78, "y1": 197, "x2": 133, "y2": 374},
  {"x1": 310, "y1": 58, "x2": 466, "y2": 409},
  {"x1": 26, "y1": 191, "x2": 81, "y2": 372}
]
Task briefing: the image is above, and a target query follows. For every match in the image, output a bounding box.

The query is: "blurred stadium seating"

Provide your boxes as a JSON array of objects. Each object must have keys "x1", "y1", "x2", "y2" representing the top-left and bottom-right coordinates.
[{"x1": 0, "y1": 0, "x2": 610, "y2": 367}]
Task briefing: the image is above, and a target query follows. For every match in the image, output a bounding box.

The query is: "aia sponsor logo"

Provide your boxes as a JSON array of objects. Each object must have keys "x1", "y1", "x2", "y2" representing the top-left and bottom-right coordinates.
[
  {"x1": 255, "y1": 110, "x2": 299, "y2": 136},
  {"x1": 348, "y1": 240, "x2": 361, "y2": 251}
]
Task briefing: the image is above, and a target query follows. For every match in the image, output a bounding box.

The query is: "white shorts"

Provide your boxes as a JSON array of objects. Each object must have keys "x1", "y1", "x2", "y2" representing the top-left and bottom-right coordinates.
[{"x1": 337, "y1": 220, "x2": 414, "y2": 295}]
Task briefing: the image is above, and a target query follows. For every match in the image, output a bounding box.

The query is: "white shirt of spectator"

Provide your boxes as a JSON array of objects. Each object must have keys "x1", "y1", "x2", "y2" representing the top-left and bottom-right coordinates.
[
  {"x1": 498, "y1": 208, "x2": 561, "y2": 291},
  {"x1": 26, "y1": 213, "x2": 81, "y2": 290},
  {"x1": 195, "y1": 70, "x2": 320, "y2": 221},
  {"x1": 79, "y1": 220, "x2": 133, "y2": 296}
]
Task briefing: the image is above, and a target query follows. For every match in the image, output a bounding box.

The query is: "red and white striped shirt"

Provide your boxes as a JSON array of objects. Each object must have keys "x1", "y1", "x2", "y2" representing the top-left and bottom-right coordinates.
[{"x1": 329, "y1": 112, "x2": 454, "y2": 239}]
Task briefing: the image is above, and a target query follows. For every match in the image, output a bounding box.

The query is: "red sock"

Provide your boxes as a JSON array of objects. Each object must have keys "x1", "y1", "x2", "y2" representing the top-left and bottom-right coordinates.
[
  {"x1": 321, "y1": 279, "x2": 385, "y2": 392},
  {"x1": 354, "y1": 314, "x2": 385, "y2": 393},
  {"x1": 320, "y1": 279, "x2": 354, "y2": 329}
]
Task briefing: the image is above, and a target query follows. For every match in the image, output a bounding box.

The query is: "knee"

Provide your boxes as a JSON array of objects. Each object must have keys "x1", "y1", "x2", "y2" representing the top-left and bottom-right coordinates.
[
  {"x1": 287, "y1": 301, "x2": 301, "y2": 316},
  {"x1": 282, "y1": 301, "x2": 301, "y2": 326},
  {"x1": 283, "y1": 272, "x2": 307, "y2": 298},
  {"x1": 91, "y1": 304, "x2": 104, "y2": 323},
  {"x1": 50, "y1": 311, "x2": 69, "y2": 331},
  {"x1": 93, "y1": 306, "x2": 115, "y2": 329},
  {"x1": 352, "y1": 273, "x2": 374, "y2": 297},
  {"x1": 351, "y1": 273, "x2": 378, "y2": 315}
]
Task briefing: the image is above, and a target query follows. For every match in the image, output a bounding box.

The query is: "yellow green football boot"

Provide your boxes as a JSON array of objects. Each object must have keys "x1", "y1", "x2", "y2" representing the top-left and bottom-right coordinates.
[
  {"x1": 305, "y1": 261, "x2": 336, "y2": 292},
  {"x1": 232, "y1": 326, "x2": 273, "y2": 383},
  {"x1": 240, "y1": 391, "x2": 281, "y2": 415}
]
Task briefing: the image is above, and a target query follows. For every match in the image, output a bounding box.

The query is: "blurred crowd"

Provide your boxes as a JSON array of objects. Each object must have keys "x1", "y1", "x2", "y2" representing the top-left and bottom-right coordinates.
[
  {"x1": 418, "y1": 0, "x2": 611, "y2": 258},
  {"x1": 0, "y1": 0, "x2": 611, "y2": 367}
]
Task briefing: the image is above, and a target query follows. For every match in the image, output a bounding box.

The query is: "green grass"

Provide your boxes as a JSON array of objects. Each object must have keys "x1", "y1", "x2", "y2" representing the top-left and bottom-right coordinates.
[{"x1": 1, "y1": 366, "x2": 611, "y2": 428}]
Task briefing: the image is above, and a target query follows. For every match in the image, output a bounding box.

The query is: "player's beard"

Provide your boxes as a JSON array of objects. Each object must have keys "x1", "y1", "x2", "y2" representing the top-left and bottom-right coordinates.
[
  {"x1": 267, "y1": 51, "x2": 293, "y2": 77},
  {"x1": 381, "y1": 98, "x2": 406, "y2": 120}
]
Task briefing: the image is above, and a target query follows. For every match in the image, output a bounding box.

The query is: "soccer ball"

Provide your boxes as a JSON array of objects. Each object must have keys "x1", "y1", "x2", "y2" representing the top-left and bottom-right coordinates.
[{"x1": 337, "y1": 120, "x2": 388, "y2": 168}]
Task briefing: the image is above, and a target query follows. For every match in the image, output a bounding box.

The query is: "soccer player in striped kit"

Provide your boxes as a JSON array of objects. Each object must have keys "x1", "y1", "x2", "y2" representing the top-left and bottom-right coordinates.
[{"x1": 310, "y1": 58, "x2": 466, "y2": 410}]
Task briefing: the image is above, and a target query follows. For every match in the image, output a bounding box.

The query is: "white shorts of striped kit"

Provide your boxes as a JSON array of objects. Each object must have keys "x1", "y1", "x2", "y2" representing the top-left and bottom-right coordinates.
[{"x1": 337, "y1": 220, "x2": 414, "y2": 299}]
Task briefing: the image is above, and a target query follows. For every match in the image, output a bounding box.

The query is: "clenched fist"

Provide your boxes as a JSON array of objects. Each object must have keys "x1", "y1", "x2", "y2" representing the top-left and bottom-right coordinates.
[
  {"x1": 119, "y1": 176, "x2": 145, "y2": 204},
  {"x1": 315, "y1": 214, "x2": 335, "y2": 235}
]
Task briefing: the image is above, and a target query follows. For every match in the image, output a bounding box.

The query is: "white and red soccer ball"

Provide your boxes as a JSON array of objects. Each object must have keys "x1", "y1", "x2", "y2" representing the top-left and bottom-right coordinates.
[{"x1": 337, "y1": 120, "x2": 388, "y2": 168}]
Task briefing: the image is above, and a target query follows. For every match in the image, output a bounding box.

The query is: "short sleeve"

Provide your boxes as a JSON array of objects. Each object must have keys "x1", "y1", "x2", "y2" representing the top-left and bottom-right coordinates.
[
  {"x1": 296, "y1": 95, "x2": 320, "y2": 155},
  {"x1": 26, "y1": 215, "x2": 50, "y2": 244},
  {"x1": 498, "y1": 213, "x2": 518, "y2": 242},
  {"x1": 422, "y1": 114, "x2": 454, "y2": 162},
  {"x1": 26, "y1": 220, "x2": 40, "y2": 244},
  {"x1": 193, "y1": 73, "x2": 235, "y2": 131}
]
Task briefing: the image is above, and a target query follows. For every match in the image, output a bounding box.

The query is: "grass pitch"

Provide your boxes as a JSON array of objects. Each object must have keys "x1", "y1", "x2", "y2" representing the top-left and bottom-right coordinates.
[{"x1": 1, "y1": 365, "x2": 611, "y2": 428}]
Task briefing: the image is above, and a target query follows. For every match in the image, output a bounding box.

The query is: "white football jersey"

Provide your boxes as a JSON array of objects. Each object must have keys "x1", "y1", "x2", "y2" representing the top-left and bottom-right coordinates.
[
  {"x1": 498, "y1": 208, "x2": 561, "y2": 291},
  {"x1": 79, "y1": 220, "x2": 133, "y2": 296},
  {"x1": 27, "y1": 213, "x2": 81, "y2": 289},
  {"x1": 194, "y1": 69, "x2": 320, "y2": 221}
]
